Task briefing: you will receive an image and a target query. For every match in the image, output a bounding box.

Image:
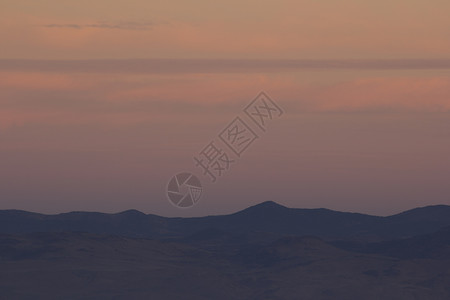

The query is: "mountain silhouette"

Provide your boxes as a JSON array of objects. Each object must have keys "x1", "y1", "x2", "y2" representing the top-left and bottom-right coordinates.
[
  {"x1": 2, "y1": 202, "x2": 450, "y2": 241},
  {"x1": 1, "y1": 202, "x2": 450, "y2": 299}
]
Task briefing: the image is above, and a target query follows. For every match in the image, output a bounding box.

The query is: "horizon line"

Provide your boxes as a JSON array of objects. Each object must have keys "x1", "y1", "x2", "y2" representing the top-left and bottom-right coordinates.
[{"x1": 1, "y1": 201, "x2": 449, "y2": 219}]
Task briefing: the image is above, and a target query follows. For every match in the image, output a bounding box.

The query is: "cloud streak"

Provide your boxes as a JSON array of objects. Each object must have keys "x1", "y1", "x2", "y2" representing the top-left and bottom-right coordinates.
[
  {"x1": 2, "y1": 59, "x2": 450, "y2": 74},
  {"x1": 43, "y1": 21, "x2": 154, "y2": 31}
]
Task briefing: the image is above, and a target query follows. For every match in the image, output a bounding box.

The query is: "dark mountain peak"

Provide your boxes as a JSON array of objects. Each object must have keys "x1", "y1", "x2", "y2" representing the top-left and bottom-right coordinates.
[
  {"x1": 245, "y1": 201, "x2": 288, "y2": 211},
  {"x1": 0, "y1": 210, "x2": 42, "y2": 217},
  {"x1": 60, "y1": 211, "x2": 106, "y2": 217},
  {"x1": 228, "y1": 201, "x2": 292, "y2": 223},
  {"x1": 390, "y1": 204, "x2": 450, "y2": 220},
  {"x1": 116, "y1": 209, "x2": 146, "y2": 216}
]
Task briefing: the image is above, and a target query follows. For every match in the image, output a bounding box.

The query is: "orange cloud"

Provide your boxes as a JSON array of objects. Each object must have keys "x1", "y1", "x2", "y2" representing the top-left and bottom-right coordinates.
[{"x1": 1, "y1": 65, "x2": 449, "y2": 132}]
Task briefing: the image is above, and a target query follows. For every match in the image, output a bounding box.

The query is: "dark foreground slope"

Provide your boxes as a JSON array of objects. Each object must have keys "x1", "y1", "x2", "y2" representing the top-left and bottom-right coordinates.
[
  {"x1": 1, "y1": 202, "x2": 450, "y2": 299},
  {"x1": 0, "y1": 231, "x2": 450, "y2": 300}
]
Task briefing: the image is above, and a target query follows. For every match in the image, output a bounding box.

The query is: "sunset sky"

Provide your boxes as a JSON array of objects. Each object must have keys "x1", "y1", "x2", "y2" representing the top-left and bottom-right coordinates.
[{"x1": 1, "y1": 0, "x2": 449, "y2": 216}]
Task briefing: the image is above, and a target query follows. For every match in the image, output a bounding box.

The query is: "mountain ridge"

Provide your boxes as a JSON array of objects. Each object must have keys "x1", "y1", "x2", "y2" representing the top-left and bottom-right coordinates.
[
  {"x1": 3, "y1": 201, "x2": 450, "y2": 218},
  {"x1": 2, "y1": 202, "x2": 450, "y2": 241},
  {"x1": 1, "y1": 202, "x2": 450, "y2": 299}
]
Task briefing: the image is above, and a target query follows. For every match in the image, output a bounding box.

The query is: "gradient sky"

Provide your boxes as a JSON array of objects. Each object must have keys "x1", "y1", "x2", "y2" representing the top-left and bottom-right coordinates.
[{"x1": 1, "y1": 0, "x2": 449, "y2": 217}]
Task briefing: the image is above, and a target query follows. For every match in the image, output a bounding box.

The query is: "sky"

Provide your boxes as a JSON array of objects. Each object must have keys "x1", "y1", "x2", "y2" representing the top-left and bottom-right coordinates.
[{"x1": 0, "y1": 0, "x2": 449, "y2": 217}]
